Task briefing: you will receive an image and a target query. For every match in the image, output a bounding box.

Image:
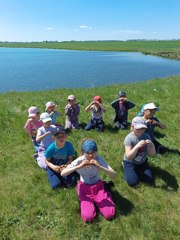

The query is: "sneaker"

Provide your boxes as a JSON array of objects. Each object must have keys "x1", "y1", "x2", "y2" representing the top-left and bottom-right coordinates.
[{"x1": 33, "y1": 152, "x2": 38, "y2": 161}]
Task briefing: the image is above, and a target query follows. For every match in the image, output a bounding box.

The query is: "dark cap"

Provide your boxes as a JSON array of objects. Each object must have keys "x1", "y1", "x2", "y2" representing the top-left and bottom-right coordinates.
[
  {"x1": 119, "y1": 90, "x2": 126, "y2": 97},
  {"x1": 53, "y1": 126, "x2": 66, "y2": 136}
]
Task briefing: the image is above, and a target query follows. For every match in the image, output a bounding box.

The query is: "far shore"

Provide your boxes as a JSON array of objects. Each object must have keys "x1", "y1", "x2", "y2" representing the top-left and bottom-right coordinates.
[{"x1": 0, "y1": 40, "x2": 180, "y2": 60}]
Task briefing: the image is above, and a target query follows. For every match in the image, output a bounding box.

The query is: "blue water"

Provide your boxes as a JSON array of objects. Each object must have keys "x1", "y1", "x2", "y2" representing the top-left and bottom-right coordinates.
[{"x1": 0, "y1": 48, "x2": 180, "y2": 93}]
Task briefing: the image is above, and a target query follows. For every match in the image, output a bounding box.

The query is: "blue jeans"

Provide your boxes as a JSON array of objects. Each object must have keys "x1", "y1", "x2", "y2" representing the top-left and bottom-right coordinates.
[
  {"x1": 123, "y1": 159, "x2": 153, "y2": 187},
  {"x1": 85, "y1": 118, "x2": 104, "y2": 131},
  {"x1": 47, "y1": 168, "x2": 76, "y2": 189}
]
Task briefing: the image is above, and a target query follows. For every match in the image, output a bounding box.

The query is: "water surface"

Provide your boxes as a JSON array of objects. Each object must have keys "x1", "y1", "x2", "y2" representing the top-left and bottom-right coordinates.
[{"x1": 0, "y1": 48, "x2": 180, "y2": 93}]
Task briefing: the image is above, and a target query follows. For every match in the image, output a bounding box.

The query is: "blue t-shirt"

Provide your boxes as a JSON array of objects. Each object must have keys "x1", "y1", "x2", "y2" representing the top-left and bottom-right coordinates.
[{"x1": 45, "y1": 141, "x2": 75, "y2": 166}]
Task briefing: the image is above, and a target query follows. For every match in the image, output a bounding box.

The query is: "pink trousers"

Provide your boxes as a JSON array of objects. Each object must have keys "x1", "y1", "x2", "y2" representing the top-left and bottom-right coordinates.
[{"x1": 77, "y1": 180, "x2": 115, "y2": 222}]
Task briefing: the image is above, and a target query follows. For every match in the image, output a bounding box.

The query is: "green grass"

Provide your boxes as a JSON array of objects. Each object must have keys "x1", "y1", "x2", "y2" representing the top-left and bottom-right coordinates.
[
  {"x1": 0, "y1": 76, "x2": 180, "y2": 239},
  {"x1": 0, "y1": 40, "x2": 180, "y2": 59}
]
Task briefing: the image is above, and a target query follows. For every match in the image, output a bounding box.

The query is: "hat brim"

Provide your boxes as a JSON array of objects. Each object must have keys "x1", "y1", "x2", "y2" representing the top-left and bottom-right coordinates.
[
  {"x1": 54, "y1": 130, "x2": 66, "y2": 136},
  {"x1": 134, "y1": 124, "x2": 147, "y2": 129},
  {"x1": 28, "y1": 113, "x2": 37, "y2": 118},
  {"x1": 41, "y1": 118, "x2": 52, "y2": 123}
]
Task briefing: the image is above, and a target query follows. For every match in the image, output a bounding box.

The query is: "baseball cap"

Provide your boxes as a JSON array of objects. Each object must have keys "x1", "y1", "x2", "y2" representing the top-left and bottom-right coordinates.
[
  {"x1": 132, "y1": 117, "x2": 147, "y2": 129},
  {"x1": 28, "y1": 106, "x2": 39, "y2": 118},
  {"x1": 94, "y1": 96, "x2": 102, "y2": 103},
  {"x1": 40, "y1": 112, "x2": 52, "y2": 123},
  {"x1": 68, "y1": 95, "x2": 75, "y2": 100},
  {"x1": 82, "y1": 139, "x2": 98, "y2": 153},
  {"x1": 53, "y1": 126, "x2": 66, "y2": 136},
  {"x1": 45, "y1": 101, "x2": 57, "y2": 110},
  {"x1": 119, "y1": 91, "x2": 126, "y2": 97},
  {"x1": 143, "y1": 103, "x2": 159, "y2": 111}
]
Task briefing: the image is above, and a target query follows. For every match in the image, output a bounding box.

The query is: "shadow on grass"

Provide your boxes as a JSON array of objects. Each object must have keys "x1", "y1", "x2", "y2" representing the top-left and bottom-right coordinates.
[
  {"x1": 152, "y1": 166, "x2": 179, "y2": 191},
  {"x1": 154, "y1": 130, "x2": 166, "y2": 139},
  {"x1": 165, "y1": 148, "x2": 180, "y2": 156},
  {"x1": 111, "y1": 189, "x2": 134, "y2": 217},
  {"x1": 104, "y1": 123, "x2": 130, "y2": 134}
]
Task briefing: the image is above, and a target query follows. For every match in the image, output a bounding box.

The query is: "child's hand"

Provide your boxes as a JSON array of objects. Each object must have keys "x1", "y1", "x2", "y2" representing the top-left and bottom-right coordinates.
[
  {"x1": 137, "y1": 140, "x2": 147, "y2": 148},
  {"x1": 89, "y1": 159, "x2": 100, "y2": 168},
  {"x1": 78, "y1": 159, "x2": 90, "y2": 168},
  {"x1": 145, "y1": 139, "x2": 153, "y2": 145},
  {"x1": 59, "y1": 164, "x2": 67, "y2": 171},
  {"x1": 53, "y1": 166, "x2": 61, "y2": 173},
  {"x1": 145, "y1": 119, "x2": 153, "y2": 124}
]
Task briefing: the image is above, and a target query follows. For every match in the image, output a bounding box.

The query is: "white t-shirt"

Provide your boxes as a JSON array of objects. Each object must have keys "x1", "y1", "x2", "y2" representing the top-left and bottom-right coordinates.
[{"x1": 67, "y1": 155, "x2": 109, "y2": 184}]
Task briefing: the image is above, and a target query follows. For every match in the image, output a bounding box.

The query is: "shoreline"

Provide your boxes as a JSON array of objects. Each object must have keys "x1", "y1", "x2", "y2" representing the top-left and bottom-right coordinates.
[{"x1": 0, "y1": 40, "x2": 180, "y2": 60}]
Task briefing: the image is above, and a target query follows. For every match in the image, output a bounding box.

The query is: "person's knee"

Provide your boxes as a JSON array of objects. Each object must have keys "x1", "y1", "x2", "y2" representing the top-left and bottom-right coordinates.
[
  {"x1": 126, "y1": 178, "x2": 139, "y2": 187},
  {"x1": 81, "y1": 212, "x2": 95, "y2": 222},
  {"x1": 102, "y1": 207, "x2": 116, "y2": 220}
]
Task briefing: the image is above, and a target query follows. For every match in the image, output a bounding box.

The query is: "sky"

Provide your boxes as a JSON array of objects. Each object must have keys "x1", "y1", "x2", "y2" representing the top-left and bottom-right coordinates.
[{"x1": 0, "y1": 0, "x2": 180, "y2": 42}]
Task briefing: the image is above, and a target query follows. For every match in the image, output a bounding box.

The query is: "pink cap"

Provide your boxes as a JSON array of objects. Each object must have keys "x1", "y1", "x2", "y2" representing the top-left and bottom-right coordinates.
[
  {"x1": 45, "y1": 101, "x2": 57, "y2": 110},
  {"x1": 28, "y1": 106, "x2": 39, "y2": 118}
]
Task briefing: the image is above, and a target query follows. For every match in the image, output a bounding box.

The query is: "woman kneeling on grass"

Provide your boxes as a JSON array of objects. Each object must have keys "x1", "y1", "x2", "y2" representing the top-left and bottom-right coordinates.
[
  {"x1": 61, "y1": 139, "x2": 116, "y2": 222},
  {"x1": 123, "y1": 117, "x2": 156, "y2": 188}
]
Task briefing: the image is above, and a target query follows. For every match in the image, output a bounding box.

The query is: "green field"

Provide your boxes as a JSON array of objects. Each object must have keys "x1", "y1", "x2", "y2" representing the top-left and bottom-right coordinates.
[
  {"x1": 0, "y1": 40, "x2": 180, "y2": 59},
  {"x1": 0, "y1": 76, "x2": 180, "y2": 239}
]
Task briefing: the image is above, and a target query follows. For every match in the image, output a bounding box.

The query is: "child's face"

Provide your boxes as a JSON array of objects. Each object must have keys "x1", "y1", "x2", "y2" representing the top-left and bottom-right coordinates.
[
  {"x1": 68, "y1": 99, "x2": 75, "y2": 105},
  {"x1": 43, "y1": 121, "x2": 51, "y2": 128},
  {"x1": 133, "y1": 127, "x2": 146, "y2": 137},
  {"x1": 84, "y1": 151, "x2": 97, "y2": 161},
  {"x1": 144, "y1": 109, "x2": 156, "y2": 118},
  {"x1": 55, "y1": 133, "x2": 67, "y2": 144},
  {"x1": 48, "y1": 106, "x2": 55, "y2": 112}
]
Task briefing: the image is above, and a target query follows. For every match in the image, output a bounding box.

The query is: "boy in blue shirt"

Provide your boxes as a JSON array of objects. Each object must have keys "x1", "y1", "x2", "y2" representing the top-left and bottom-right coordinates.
[{"x1": 45, "y1": 126, "x2": 76, "y2": 189}]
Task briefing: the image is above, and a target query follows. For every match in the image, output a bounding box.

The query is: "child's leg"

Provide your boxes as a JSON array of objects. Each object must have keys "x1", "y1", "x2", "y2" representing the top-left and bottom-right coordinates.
[
  {"x1": 96, "y1": 119, "x2": 104, "y2": 132},
  {"x1": 93, "y1": 180, "x2": 115, "y2": 220},
  {"x1": 47, "y1": 168, "x2": 62, "y2": 189},
  {"x1": 123, "y1": 160, "x2": 139, "y2": 187},
  {"x1": 153, "y1": 139, "x2": 167, "y2": 154},
  {"x1": 37, "y1": 152, "x2": 47, "y2": 170},
  {"x1": 136, "y1": 160, "x2": 153, "y2": 184},
  {"x1": 77, "y1": 181, "x2": 96, "y2": 222},
  {"x1": 72, "y1": 119, "x2": 79, "y2": 129},
  {"x1": 85, "y1": 120, "x2": 94, "y2": 131},
  {"x1": 65, "y1": 119, "x2": 72, "y2": 129}
]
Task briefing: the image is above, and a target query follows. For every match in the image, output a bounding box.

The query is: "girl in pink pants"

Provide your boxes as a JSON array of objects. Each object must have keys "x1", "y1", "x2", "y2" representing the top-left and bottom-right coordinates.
[{"x1": 61, "y1": 139, "x2": 116, "y2": 222}]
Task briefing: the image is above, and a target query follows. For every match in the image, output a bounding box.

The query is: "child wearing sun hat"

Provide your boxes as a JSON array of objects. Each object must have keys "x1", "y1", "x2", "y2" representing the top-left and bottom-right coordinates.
[
  {"x1": 139, "y1": 103, "x2": 167, "y2": 154},
  {"x1": 24, "y1": 106, "x2": 42, "y2": 155},
  {"x1": 65, "y1": 95, "x2": 80, "y2": 130},
  {"x1": 45, "y1": 101, "x2": 63, "y2": 125},
  {"x1": 123, "y1": 116, "x2": 156, "y2": 187}
]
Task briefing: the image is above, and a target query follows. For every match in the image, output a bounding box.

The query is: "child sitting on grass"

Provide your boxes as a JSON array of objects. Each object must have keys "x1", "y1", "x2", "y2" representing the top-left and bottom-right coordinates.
[
  {"x1": 61, "y1": 138, "x2": 116, "y2": 222},
  {"x1": 45, "y1": 101, "x2": 63, "y2": 125},
  {"x1": 45, "y1": 126, "x2": 76, "y2": 189},
  {"x1": 139, "y1": 103, "x2": 167, "y2": 154},
  {"x1": 123, "y1": 117, "x2": 156, "y2": 188},
  {"x1": 24, "y1": 106, "x2": 42, "y2": 156},
  {"x1": 111, "y1": 90, "x2": 135, "y2": 129},
  {"x1": 36, "y1": 112, "x2": 56, "y2": 170},
  {"x1": 65, "y1": 95, "x2": 80, "y2": 130},
  {"x1": 85, "y1": 96, "x2": 106, "y2": 131}
]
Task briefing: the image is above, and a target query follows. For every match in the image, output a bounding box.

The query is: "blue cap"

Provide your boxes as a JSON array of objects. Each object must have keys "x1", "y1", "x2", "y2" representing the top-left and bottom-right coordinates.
[
  {"x1": 119, "y1": 90, "x2": 126, "y2": 97},
  {"x1": 82, "y1": 140, "x2": 97, "y2": 153}
]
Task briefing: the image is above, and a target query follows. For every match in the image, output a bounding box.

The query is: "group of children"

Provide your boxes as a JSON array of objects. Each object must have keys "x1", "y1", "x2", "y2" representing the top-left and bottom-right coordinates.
[{"x1": 24, "y1": 91, "x2": 168, "y2": 222}]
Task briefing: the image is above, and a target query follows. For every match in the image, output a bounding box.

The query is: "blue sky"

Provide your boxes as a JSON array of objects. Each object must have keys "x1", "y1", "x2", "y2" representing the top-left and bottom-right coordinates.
[{"x1": 0, "y1": 0, "x2": 179, "y2": 42}]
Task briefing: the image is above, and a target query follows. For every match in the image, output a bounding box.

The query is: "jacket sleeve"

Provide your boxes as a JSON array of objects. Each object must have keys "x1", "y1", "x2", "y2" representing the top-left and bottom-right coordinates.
[{"x1": 126, "y1": 100, "x2": 135, "y2": 110}]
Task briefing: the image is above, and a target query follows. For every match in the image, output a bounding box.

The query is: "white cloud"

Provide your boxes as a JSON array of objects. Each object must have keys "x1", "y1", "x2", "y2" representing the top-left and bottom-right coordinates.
[
  {"x1": 45, "y1": 27, "x2": 53, "y2": 31},
  {"x1": 112, "y1": 29, "x2": 143, "y2": 34},
  {"x1": 79, "y1": 25, "x2": 92, "y2": 30}
]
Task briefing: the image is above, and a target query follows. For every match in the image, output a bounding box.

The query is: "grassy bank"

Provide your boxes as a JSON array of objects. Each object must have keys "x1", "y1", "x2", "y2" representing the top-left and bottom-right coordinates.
[
  {"x1": 0, "y1": 40, "x2": 180, "y2": 60},
  {"x1": 0, "y1": 76, "x2": 180, "y2": 240}
]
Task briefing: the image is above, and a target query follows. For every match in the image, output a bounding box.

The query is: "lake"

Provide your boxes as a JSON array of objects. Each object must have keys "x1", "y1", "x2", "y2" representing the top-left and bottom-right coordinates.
[{"x1": 0, "y1": 48, "x2": 180, "y2": 93}]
